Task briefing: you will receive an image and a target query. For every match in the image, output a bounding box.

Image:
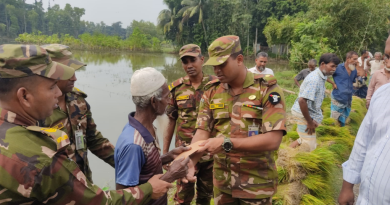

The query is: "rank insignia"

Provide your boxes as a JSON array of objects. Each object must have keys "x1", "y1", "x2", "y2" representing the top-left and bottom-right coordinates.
[
  {"x1": 248, "y1": 95, "x2": 256, "y2": 100},
  {"x1": 210, "y1": 103, "x2": 224, "y2": 109},
  {"x1": 269, "y1": 92, "x2": 281, "y2": 105}
]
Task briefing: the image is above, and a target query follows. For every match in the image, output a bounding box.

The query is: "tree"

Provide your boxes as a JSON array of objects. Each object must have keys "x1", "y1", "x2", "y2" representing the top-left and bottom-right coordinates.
[
  {"x1": 179, "y1": 0, "x2": 209, "y2": 47},
  {"x1": 27, "y1": 10, "x2": 39, "y2": 33}
]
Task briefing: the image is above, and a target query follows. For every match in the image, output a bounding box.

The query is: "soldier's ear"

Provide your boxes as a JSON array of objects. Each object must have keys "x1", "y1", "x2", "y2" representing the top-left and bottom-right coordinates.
[
  {"x1": 16, "y1": 87, "x2": 33, "y2": 108},
  {"x1": 236, "y1": 54, "x2": 244, "y2": 66}
]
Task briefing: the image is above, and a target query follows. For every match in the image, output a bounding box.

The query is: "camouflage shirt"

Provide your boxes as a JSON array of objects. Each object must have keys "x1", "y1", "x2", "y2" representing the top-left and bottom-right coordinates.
[
  {"x1": 195, "y1": 71, "x2": 287, "y2": 199},
  {"x1": 44, "y1": 87, "x2": 115, "y2": 182},
  {"x1": 0, "y1": 107, "x2": 152, "y2": 204},
  {"x1": 166, "y1": 74, "x2": 217, "y2": 162}
]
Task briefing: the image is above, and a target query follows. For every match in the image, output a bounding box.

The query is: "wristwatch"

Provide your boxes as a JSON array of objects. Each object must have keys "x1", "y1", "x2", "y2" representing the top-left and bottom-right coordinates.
[{"x1": 222, "y1": 137, "x2": 233, "y2": 153}]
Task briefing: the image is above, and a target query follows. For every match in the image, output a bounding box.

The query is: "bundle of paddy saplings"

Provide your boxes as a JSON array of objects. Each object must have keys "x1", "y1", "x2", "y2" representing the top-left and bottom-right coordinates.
[{"x1": 272, "y1": 96, "x2": 367, "y2": 205}]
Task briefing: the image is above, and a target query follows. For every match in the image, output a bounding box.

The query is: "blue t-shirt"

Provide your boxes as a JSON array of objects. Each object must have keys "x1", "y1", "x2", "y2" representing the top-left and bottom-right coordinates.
[
  {"x1": 332, "y1": 63, "x2": 357, "y2": 105},
  {"x1": 114, "y1": 123, "x2": 146, "y2": 186}
]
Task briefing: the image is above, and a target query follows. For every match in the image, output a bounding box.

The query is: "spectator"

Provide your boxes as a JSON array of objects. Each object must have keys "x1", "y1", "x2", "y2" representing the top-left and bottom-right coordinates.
[
  {"x1": 366, "y1": 57, "x2": 388, "y2": 109},
  {"x1": 353, "y1": 50, "x2": 369, "y2": 98},
  {"x1": 248, "y1": 52, "x2": 274, "y2": 75},
  {"x1": 294, "y1": 59, "x2": 317, "y2": 87},
  {"x1": 338, "y1": 35, "x2": 390, "y2": 205},
  {"x1": 290, "y1": 54, "x2": 340, "y2": 151},
  {"x1": 367, "y1": 52, "x2": 384, "y2": 78},
  {"x1": 327, "y1": 51, "x2": 358, "y2": 127}
]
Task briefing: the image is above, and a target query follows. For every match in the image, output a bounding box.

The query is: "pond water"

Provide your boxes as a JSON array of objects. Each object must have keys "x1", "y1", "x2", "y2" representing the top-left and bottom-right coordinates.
[{"x1": 72, "y1": 51, "x2": 289, "y2": 189}]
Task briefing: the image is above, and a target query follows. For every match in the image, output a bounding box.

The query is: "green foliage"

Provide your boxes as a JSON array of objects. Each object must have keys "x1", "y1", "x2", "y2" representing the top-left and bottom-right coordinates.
[
  {"x1": 15, "y1": 28, "x2": 163, "y2": 52},
  {"x1": 1, "y1": 0, "x2": 163, "y2": 47},
  {"x1": 263, "y1": 0, "x2": 390, "y2": 70},
  {"x1": 158, "y1": 0, "x2": 308, "y2": 54},
  {"x1": 289, "y1": 36, "x2": 334, "y2": 71}
]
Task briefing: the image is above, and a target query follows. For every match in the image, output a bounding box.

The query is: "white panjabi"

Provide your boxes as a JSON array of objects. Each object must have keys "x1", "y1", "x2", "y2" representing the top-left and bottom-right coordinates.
[{"x1": 130, "y1": 67, "x2": 166, "y2": 96}]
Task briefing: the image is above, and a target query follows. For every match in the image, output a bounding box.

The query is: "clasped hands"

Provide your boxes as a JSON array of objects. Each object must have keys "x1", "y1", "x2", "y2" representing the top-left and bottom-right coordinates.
[{"x1": 161, "y1": 138, "x2": 224, "y2": 183}]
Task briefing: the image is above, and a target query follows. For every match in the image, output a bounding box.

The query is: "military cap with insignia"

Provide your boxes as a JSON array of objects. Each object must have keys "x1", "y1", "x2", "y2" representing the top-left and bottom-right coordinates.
[{"x1": 0, "y1": 44, "x2": 75, "y2": 79}]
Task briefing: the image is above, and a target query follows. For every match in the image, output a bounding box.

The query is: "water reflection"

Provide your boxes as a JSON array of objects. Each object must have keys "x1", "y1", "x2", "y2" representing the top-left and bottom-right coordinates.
[{"x1": 71, "y1": 51, "x2": 289, "y2": 189}]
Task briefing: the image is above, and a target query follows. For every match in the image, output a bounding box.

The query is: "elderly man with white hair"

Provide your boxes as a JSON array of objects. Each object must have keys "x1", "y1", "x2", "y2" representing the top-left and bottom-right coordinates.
[{"x1": 115, "y1": 67, "x2": 191, "y2": 205}]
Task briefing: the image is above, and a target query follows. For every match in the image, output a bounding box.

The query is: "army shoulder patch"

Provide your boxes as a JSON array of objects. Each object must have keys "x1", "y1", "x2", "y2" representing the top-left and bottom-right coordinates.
[
  {"x1": 168, "y1": 78, "x2": 184, "y2": 91},
  {"x1": 72, "y1": 87, "x2": 87, "y2": 98},
  {"x1": 176, "y1": 95, "x2": 190, "y2": 101},
  {"x1": 210, "y1": 103, "x2": 224, "y2": 109},
  {"x1": 268, "y1": 92, "x2": 281, "y2": 105},
  {"x1": 204, "y1": 78, "x2": 220, "y2": 90}
]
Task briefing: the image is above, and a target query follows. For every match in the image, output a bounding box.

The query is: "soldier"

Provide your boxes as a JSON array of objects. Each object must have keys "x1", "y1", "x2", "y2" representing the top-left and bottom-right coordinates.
[
  {"x1": 0, "y1": 44, "x2": 177, "y2": 204},
  {"x1": 163, "y1": 44, "x2": 217, "y2": 205},
  {"x1": 41, "y1": 44, "x2": 114, "y2": 182},
  {"x1": 183, "y1": 36, "x2": 287, "y2": 205}
]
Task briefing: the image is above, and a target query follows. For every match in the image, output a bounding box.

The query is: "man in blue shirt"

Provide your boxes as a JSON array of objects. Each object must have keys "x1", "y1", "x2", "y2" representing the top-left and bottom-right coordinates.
[
  {"x1": 327, "y1": 51, "x2": 358, "y2": 126},
  {"x1": 290, "y1": 53, "x2": 340, "y2": 151}
]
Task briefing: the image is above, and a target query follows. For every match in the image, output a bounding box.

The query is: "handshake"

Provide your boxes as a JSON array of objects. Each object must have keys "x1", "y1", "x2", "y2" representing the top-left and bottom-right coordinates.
[{"x1": 148, "y1": 145, "x2": 198, "y2": 199}]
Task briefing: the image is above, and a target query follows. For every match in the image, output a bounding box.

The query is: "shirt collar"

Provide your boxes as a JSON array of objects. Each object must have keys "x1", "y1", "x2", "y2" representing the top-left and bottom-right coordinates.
[
  {"x1": 183, "y1": 73, "x2": 209, "y2": 88},
  {"x1": 221, "y1": 70, "x2": 254, "y2": 90},
  {"x1": 0, "y1": 107, "x2": 36, "y2": 126},
  {"x1": 128, "y1": 112, "x2": 155, "y2": 143},
  {"x1": 182, "y1": 75, "x2": 191, "y2": 86},
  {"x1": 66, "y1": 92, "x2": 77, "y2": 102},
  {"x1": 316, "y1": 67, "x2": 326, "y2": 80}
]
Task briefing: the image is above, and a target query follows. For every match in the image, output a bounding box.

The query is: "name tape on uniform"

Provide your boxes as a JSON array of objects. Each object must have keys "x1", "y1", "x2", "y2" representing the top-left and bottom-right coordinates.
[
  {"x1": 176, "y1": 95, "x2": 190, "y2": 101},
  {"x1": 210, "y1": 103, "x2": 225, "y2": 109}
]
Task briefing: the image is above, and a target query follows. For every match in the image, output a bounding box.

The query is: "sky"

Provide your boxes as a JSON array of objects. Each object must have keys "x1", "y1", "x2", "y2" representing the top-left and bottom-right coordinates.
[{"x1": 25, "y1": 0, "x2": 168, "y2": 28}]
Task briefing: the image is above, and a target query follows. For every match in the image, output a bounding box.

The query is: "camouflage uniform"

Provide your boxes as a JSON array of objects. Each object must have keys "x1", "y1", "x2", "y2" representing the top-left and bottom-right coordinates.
[
  {"x1": 42, "y1": 44, "x2": 115, "y2": 182},
  {"x1": 0, "y1": 44, "x2": 152, "y2": 204},
  {"x1": 196, "y1": 36, "x2": 287, "y2": 205},
  {"x1": 165, "y1": 44, "x2": 216, "y2": 205}
]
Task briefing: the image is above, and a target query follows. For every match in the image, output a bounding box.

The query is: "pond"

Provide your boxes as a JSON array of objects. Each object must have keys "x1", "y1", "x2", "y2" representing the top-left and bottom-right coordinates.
[{"x1": 71, "y1": 51, "x2": 290, "y2": 189}]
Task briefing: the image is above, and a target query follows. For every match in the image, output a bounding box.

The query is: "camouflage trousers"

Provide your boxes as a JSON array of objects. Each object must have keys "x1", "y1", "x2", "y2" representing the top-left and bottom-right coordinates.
[
  {"x1": 174, "y1": 160, "x2": 214, "y2": 205},
  {"x1": 214, "y1": 187, "x2": 272, "y2": 205}
]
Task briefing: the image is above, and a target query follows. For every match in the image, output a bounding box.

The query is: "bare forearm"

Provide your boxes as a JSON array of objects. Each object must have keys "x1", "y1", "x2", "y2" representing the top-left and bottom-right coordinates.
[
  {"x1": 341, "y1": 180, "x2": 354, "y2": 191},
  {"x1": 327, "y1": 78, "x2": 335, "y2": 85},
  {"x1": 163, "y1": 118, "x2": 176, "y2": 154},
  {"x1": 298, "y1": 98, "x2": 312, "y2": 123},
  {"x1": 190, "y1": 129, "x2": 211, "y2": 164},
  {"x1": 294, "y1": 78, "x2": 300, "y2": 87},
  {"x1": 230, "y1": 130, "x2": 283, "y2": 152}
]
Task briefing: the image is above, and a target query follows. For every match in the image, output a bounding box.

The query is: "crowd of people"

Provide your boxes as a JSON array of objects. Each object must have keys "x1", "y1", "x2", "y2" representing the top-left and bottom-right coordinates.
[{"x1": 0, "y1": 34, "x2": 389, "y2": 205}]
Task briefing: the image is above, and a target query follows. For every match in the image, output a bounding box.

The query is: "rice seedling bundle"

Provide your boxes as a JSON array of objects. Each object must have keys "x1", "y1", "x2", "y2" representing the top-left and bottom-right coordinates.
[{"x1": 273, "y1": 96, "x2": 367, "y2": 204}]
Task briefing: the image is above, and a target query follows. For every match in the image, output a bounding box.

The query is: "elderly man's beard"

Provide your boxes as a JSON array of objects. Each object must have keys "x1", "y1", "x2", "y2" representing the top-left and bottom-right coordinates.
[
  {"x1": 155, "y1": 114, "x2": 170, "y2": 141},
  {"x1": 257, "y1": 65, "x2": 265, "y2": 72},
  {"x1": 348, "y1": 63, "x2": 356, "y2": 71}
]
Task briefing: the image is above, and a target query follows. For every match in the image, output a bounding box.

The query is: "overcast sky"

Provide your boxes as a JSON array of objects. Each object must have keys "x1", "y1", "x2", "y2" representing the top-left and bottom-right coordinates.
[{"x1": 25, "y1": 0, "x2": 167, "y2": 27}]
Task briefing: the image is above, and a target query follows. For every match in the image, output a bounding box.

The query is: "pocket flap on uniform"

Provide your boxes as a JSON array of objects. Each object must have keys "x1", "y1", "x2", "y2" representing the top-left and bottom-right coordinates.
[
  {"x1": 213, "y1": 106, "x2": 229, "y2": 119},
  {"x1": 177, "y1": 98, "x2": 194, "y2": 109},
  {"x1": 241, "y1": 105, "x2": 262, "y2": 119}
]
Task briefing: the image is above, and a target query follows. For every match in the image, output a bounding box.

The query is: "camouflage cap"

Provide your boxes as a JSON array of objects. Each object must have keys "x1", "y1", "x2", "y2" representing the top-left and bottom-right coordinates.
[
  {"x1": 41, "y1": 44, "x2": 86, "y2": 70},
  {"x1": 179, "y1": 44, "x2": 201, "y2": 59},
  {"x1": 0, "y1": 44, "x2": 75, "y2": 80},
  {"x1": 204, "y1": 35, "x2": 242, "y2": 66}
]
